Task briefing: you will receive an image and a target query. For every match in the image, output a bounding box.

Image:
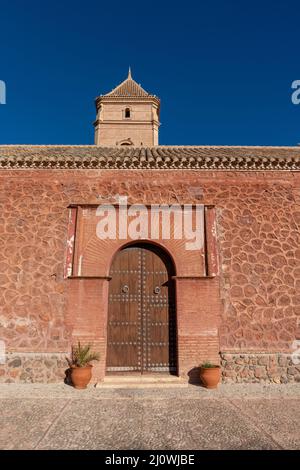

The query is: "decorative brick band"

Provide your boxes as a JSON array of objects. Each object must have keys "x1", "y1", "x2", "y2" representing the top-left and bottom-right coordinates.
[
  {"x1": 221, "y1": 352, "x2": 300, "y2": 383},
  {"x1": 0, "y1": 353, "x2": 68, "y2": 383}
]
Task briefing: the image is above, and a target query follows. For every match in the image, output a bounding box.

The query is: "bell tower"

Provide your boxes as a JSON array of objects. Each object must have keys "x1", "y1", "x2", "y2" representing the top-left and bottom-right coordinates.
[{"x1": 94, "y1": 68, "x2": 160, "y2": 147}]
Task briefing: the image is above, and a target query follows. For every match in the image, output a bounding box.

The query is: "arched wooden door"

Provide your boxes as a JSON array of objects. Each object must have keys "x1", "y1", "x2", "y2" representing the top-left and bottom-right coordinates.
[{"x1": 106, "y1": 244, "x2": 177, "y2": 374}]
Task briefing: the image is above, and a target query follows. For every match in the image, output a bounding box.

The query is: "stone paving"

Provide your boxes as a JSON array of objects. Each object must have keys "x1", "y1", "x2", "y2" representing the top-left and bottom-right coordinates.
[{"x1": 0, "y1": 383, "x2": 299, "y2": 450}]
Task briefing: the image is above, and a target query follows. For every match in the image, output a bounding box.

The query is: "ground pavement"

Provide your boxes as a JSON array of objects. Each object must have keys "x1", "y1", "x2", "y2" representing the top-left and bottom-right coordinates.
[{"x1": 0, "y1": 383, "x2": 299, "y2": 450}]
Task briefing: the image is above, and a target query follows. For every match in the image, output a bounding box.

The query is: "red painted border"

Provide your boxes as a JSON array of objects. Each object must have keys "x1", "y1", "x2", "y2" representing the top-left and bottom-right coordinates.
[
  {"x1": 64, "y1": 207, "x2": 77, "y2": 278},
  {"x1": 205, "y1": 206, "x2": 219, "y2": 277}
]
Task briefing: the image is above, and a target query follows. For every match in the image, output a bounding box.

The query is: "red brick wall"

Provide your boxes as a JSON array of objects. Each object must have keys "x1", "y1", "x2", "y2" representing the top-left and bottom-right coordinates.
[
  {"x1": 1, "y1": 169, "x2": 300, "y2": 381},
  {"x1": 176, "y1": 277, "x2": 221, "y2": 380}
]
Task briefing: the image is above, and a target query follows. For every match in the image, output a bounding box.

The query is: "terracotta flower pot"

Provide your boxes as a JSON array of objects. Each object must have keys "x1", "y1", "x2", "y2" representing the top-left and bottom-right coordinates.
[
  {"x1": 200, "y1": 366, "x2": 221, "y2": 389},
  {"x1": 70, "y1": 364, "x2": 93, "y2": 389}
]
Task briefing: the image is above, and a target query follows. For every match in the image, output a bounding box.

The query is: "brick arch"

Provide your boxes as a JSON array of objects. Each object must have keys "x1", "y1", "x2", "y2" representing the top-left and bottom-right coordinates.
[
  {"x1": 73, "y1": 236, "x2": 206, "y2": 278},
  {"x1": 107, "y1": 239, "x2": 177, "y2": 278},
  {"x1": 69, "y1": 205, "x2": 213, "y2": 278}
]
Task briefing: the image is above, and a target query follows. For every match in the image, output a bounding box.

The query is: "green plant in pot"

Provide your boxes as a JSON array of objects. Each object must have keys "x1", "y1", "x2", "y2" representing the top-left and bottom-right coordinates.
[
  {"x1": 199, "y1": 361, "x2": 221, "y2": 389},
  {"x1": 67, "y1": 342, "x2": 100, "y2": 389}
]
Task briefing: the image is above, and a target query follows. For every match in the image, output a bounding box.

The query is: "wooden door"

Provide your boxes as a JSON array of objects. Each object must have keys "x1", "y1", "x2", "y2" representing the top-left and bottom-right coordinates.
[{"x1": 106, "y1": 244, "x2": 176, "y2": 374}]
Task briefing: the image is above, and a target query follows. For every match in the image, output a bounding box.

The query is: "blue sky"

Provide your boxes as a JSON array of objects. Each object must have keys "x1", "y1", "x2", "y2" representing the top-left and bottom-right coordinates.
[{"x1": 0, "y1": 0, "x2": 299, "y2": 146}]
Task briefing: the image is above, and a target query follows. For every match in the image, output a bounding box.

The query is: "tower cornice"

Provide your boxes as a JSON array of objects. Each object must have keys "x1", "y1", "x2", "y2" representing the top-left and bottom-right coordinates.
[{"x1": 95, "y1": 95, "x2": 160, "y2": 108}]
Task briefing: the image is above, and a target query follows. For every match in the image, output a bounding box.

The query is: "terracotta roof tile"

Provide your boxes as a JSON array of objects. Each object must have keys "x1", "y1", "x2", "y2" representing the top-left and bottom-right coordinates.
[
  {"x1": 102, "y1": 70, "x2": 156, "y2": 98},
  {"x1": 0, "y1": 145, "x2": 300, "y2": 170},
  {"x1": 105, "y1": 76, "x2": 150, "y2": 97}
]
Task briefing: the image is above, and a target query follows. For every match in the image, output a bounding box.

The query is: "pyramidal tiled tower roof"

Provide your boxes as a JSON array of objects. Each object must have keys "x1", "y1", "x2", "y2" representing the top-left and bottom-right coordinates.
[{"x1": 103, "y1": 68, "x2": 156, "y2": 98}]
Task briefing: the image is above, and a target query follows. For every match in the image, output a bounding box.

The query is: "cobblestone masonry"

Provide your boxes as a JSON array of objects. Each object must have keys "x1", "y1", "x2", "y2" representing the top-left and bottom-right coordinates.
[
  {"x1": 1, "y1": 352, "x2": 300, "y2": 384},
  {"x1": 221, "y1": 353, "x2": 300, "y2": 384},
  {"x1": 0, "y1": 353, "x2": 67, "y2": 383}
]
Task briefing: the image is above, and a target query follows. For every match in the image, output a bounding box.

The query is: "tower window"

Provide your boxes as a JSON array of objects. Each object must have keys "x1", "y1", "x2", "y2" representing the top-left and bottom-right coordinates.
[{"x1": 125, "y1": 108, "x2": 131, "y2": 118}]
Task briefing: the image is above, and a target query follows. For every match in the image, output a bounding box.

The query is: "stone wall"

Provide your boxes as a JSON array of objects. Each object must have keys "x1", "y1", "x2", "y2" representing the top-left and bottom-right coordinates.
[
  {"x1": 221, "y1": 353, "x2": 300, "y2": 383},
  {"x1": 1, "y1": 352, "x2": 299, "y2": 384},
  {"x1": 1, "y1": 169, "x2": 300, "y2": 382},
  {"x1": 0, "y1": 353, "x2": 67, "y2": 383},
  {"x1": 215, "y1": 180, "x2": 300, "y2": 351}
]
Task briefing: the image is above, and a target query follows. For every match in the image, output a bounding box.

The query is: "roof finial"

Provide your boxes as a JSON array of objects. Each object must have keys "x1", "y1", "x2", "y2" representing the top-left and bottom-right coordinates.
[{"x1": 128, "y1": 66, "x2": 132, "y2": 79}]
